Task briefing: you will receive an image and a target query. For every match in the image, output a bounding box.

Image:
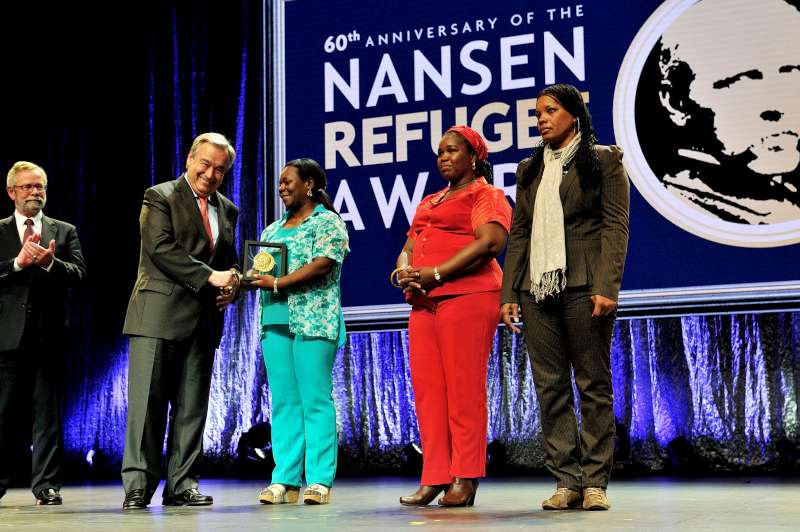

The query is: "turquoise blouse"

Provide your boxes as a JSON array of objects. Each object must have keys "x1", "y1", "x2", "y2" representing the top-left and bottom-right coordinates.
[
  {"x1": 259, "y1": 225, "x2": 296, "y2": 326},
  {"x1": 259, "y1": 204, "x2": 350, "y2": 346}
]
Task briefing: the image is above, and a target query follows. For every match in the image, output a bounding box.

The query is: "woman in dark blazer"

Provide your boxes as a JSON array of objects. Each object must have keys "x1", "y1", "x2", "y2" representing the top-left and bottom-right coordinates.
[{"x1": 500, "y1": 84, "x2": 629, "y2": 511}]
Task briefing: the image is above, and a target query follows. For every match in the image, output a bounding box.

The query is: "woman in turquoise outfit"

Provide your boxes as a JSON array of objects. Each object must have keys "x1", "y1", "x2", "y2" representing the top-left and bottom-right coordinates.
[{"x1": 244, "y1": 158, "x2": 349, "y2": 505}]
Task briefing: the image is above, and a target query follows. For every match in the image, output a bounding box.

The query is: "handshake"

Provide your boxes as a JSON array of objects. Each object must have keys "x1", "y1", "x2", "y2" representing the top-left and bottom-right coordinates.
[{"x1": 208, "y1": 268, "x2": 243, "y2": 310}]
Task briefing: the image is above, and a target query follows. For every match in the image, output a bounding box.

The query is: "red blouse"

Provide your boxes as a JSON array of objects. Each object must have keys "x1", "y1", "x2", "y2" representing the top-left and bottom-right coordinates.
[{"x1": 407, "y1": 178, "x2": 512, "y2": 297}]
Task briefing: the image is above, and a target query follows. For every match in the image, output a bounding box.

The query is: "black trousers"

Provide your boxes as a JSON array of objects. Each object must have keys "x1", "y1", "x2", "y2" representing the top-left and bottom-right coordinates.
[
  {"x1": 121, "y1": 322, "x2": 215, "y2": 500},
  {"x1": 520, "y1": 288, "x2": 616, "y2": 491},
  {"x1": 0, "y1": 337, "x2": 63, "y2": 497}
]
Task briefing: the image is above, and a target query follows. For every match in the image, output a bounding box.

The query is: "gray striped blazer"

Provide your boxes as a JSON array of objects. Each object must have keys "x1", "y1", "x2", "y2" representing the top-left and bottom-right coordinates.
[{"x1": 500, "y1": 145, "x2": 630, "y2": 304}]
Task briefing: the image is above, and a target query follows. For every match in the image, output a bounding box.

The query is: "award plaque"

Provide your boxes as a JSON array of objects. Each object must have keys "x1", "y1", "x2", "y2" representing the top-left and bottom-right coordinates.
[{"x1": 242, "y1": 240, "x2": 288, "y2": 282}]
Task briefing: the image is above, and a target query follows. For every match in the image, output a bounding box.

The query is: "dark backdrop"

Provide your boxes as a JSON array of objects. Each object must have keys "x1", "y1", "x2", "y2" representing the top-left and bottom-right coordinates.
[
  {"x1": 2, "y1": 0, "x2": 267, "y2": 342},
  {"x1": 1, "y1": 0, "x2": 268, "y2": 481}
]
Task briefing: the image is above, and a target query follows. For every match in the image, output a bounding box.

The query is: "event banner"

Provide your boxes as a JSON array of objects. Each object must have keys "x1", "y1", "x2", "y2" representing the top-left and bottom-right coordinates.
[{"x1": 275, "y1": 0, "x2": 800, "y2": 314}]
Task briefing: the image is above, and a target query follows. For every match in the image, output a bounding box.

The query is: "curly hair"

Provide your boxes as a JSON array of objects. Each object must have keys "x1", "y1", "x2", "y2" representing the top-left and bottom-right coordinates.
[{"x1": 521, "y1": 84, "x2": 602, "y2": 189}]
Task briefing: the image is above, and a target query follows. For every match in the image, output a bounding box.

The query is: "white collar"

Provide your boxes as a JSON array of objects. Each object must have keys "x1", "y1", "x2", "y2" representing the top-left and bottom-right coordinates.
[
  {"x1": 14, "y1": 210, "x2": 44, "y2": 225},
  {"x1": 183, "y1": 174, "x2": 200, "y2": 198}
]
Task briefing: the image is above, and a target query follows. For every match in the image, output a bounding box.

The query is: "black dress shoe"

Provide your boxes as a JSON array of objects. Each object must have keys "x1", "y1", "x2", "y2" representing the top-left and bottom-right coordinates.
[
  {"x1": 36, "y1": 488, "x2": 63, "y2": 505},
  {"x1": 122, "y1": 489, "x2": 149, "y2": 510},
  {"x1": 163, "y1": 488, "x2": 213, "y2": 506}
]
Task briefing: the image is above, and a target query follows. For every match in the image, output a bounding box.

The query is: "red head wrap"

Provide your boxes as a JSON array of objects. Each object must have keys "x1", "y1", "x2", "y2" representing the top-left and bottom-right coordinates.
[{"x1": 446, "y1": 125, "x2": 489, "y2": 162}]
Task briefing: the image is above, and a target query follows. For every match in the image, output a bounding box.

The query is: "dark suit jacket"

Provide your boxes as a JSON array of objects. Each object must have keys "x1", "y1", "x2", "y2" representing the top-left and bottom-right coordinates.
[
  {"x1": 122, "y1": 177, "x2": 239, "y2": 348},
  {"x1": 0, "y1": 214, "x2": 87, "y2": 354},
  {"x1": 501, "y1": 145, "x2": 629, "y2": 305}
]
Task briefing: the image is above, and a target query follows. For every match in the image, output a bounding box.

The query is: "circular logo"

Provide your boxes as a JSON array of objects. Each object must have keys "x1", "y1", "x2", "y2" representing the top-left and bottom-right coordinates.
[{"x1": 614, "y1": 0, "x2": 800, "y2": 247}]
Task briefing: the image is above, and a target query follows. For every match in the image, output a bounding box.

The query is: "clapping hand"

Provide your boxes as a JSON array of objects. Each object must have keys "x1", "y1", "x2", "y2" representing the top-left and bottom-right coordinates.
[
  {"x1": 16, "y1": 233, "x2": 54, "y2": 269},
  {"x1": 23, "y1": 239, "x2": 56, "y2": 268}
]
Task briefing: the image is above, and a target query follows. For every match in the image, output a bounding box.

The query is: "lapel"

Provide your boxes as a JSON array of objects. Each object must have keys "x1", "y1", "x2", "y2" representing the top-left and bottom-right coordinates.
[
  {"x1": 176, "y1": 176, "x2": 214, "y2": 251},
  {"x1": 529, "y1": 159, "x2": 580, "y2": 210},
  {"x1": 0, "y1": 215, "x2": 21, "y2": 252},
  {"x1": 41, "y1": 216, "x2": 57, "y2": 248},
  {"x1": 559, "y1": 163, "x2": 579, "y2": 206},
  {"x1": 210, "y1": 191, "x2": 228, "y2": 259}
]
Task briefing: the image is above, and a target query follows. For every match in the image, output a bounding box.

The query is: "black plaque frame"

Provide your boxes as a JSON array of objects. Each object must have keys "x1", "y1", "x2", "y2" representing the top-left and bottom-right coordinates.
[{"x1": 242, "y1": 240, "x2": 288, "y2": 282}]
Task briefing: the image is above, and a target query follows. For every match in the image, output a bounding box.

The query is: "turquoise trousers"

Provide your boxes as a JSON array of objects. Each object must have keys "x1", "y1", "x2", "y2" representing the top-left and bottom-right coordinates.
[{"x1": 261, "y1": 325, "x2": 338, "y2": 487}]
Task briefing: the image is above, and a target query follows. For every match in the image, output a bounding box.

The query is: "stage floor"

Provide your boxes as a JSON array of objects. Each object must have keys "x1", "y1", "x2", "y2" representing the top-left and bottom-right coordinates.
[{"x1": 0, "y1": 477, "x2": 797, "y2": 530}]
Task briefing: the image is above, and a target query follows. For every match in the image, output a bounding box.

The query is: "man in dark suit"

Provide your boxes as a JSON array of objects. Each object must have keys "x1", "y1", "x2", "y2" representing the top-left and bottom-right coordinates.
[
  {"x1": 0, "y1": 161, "x2": 87, "y2": 505},
  {"x1": 121, "y1": 132, "x2": 241, "y2": 510}
]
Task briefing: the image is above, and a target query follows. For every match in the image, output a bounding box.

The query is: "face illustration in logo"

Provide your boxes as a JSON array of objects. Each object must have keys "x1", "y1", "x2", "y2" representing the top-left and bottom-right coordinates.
[
  {"x1": 650, "y1": 0, "x2": 800, "y2": 225},
  {"x1": 616, "y1": 0, "x2": 800, "y2": 244},
  {"x1": 634, "y1": 0, "x2": 800, "y2": 226}
]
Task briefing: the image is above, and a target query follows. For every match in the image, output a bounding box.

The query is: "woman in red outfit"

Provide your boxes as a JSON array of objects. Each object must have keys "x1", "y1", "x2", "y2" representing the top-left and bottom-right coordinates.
[{"x1": 394, "y1": 126, "x2": 512, "y2": 507}]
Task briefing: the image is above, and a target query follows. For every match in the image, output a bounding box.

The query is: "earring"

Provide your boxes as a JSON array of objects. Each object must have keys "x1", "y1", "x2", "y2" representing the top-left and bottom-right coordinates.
[
  {"x1": 575, "y1": 117, "x2": 581, "y2": 132},
  {"x1": 471, "y1": 160, "x2": 476, "y2": 171},
  {"x1": 306, "y1": 188, "x2": 313, "y2": 198}
]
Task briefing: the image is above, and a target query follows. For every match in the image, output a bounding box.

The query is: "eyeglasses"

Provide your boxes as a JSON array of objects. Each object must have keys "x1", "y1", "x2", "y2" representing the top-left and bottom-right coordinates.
[{"x1": 14, "y1": 183, "x2": 47, "y2": 192}]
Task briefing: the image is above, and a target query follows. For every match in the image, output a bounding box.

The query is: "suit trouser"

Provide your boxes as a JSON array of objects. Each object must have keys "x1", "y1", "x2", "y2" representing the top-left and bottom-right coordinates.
[
  {"x1": 121, "y1": 324, "x2": 215, "y2": 499},
  {"x1": 0, "y1": 354, "x2": 63, "y2": 497},
  {"x1": 408, "y1": 291, "x2": 499, "y2": 486},
  {"x1": 520, "y1": 288, "x2": 616, "y2": 490},
  {"x1": 261, "y1": 326, "x2": 338, "y2": 487}
]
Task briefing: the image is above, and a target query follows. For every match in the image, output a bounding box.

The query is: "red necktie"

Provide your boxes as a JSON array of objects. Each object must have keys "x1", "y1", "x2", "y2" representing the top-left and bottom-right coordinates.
[
  {"x1": 198, "y1": 196, "x2": 215, "y2": 251},
  {"x1": 23, "y1": 218, "x2": 34, "y2": 243}
]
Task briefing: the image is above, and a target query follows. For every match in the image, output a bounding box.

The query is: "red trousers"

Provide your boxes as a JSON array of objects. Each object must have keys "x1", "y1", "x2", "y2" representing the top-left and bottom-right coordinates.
[{"x1": 408, "y1": 291, "x2": 500, "y2": 485}]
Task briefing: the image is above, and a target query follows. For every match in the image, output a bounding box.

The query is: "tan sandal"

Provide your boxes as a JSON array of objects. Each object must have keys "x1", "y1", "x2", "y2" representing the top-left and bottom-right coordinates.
[
  {"x1": 303, "y1": 484, "x2": 331, "y2": 505},
  {"x1": 258, "y1": 483, "x2": 300, "y2": 504}
]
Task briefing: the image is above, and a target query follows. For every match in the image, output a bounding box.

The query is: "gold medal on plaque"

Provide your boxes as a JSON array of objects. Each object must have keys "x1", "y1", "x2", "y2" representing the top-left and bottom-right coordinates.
[
  {"x1": 242, "y1": 240, "x2": 287, "y2": 284},
  {"x1": 253, "y1": 251, "x2": 275, "y2": 273}
]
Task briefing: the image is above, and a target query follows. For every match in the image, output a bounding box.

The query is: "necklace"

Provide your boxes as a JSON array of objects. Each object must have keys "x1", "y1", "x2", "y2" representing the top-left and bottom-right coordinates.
[
  {"x1": 431, "y1": 178, "x2": 477, "y2": 205},
  {"x1": 448, "y1": 178, "x2": 476, "y2": 191}
]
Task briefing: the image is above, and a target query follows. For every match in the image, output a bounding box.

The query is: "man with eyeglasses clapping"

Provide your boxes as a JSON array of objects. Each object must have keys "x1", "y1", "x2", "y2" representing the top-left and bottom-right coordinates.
[{"x1": 0, "y1": 161, "x2": 87, "y2": 506}]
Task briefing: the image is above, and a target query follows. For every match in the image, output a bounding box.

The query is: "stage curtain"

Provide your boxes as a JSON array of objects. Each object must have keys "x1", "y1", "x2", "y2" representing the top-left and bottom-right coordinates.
[
  {"x1": 309, "y1": 313, "x2": 799, "y2": 473},
  {"x1": 66, "y1": 309, "x2": 800, "y2": 474}
]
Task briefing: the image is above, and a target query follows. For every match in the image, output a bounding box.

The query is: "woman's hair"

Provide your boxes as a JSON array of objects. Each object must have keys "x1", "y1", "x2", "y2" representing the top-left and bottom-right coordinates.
[
  {"x1": 284, "y1": 158, "x2": 339, "y2": 215},
  {"x1": 445, "y1": 131, "x2": 494, "y2": 184},
  {"x1": 521, "y1": 83, "x2": 602, "y2": 189}
]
